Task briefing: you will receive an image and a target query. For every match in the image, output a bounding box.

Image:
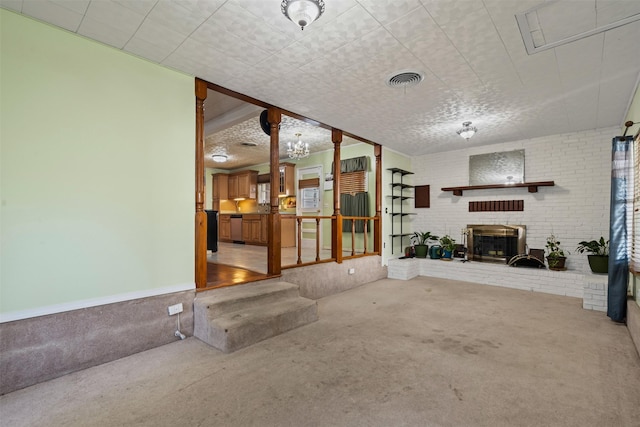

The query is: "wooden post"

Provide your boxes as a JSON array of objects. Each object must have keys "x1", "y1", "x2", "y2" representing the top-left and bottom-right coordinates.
[
  {"x1": 332, "y1": 129, "x2": 343, "y2": 263},
  {"x1": 316, "y1": 218, "x2": 321, "y2": 262},
  {"x1": 267, "y1": 107, "x2": 282, "y2": 275},
  {"x1": 374, "y1": 144, "x2": 382, "y2": 254},
  {"x1": 195, "y1": 79, "x2": 208, "y2": 289}
]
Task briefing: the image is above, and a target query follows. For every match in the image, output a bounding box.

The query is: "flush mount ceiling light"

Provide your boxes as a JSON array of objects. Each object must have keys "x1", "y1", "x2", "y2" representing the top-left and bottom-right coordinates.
[
  {"x1": 281, "y1": 0, "x2": 325, "y2": 30},
  {"x1": 457, "y1": 121, "x2": 477, "y2": 140},
  {"x1": 287, "y1": 133, "x2": 309, "y2": 160},
  {"x1": 212, "y1": 154, "x2": 228, "y2": 163}
]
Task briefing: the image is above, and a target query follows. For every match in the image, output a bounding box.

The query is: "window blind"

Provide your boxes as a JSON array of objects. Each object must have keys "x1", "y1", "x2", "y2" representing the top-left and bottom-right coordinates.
[
  {"x1": 298, "y1": 178, "x2": 320, "y2": 189},
  {"x1": 340, "y1": 171, "x2": 366, "y2": 194}
]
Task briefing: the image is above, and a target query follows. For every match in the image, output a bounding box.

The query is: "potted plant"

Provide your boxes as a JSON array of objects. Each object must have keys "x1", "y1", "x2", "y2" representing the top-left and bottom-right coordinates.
[
  {"x1": 439, "y1": 235, "x2": 456, "y2": 260},
  {"x1": 576, "y1": 236, "x2": 609, "y2": 273},
  {"x1": 411, "y1": 231, "x2": 439, "y2": 258},
  {"x1": 545, "y1": 234, "x2": 567, "y2": 270}
]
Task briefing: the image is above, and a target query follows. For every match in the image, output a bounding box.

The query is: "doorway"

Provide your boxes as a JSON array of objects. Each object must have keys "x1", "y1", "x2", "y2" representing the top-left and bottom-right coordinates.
[{"x1": 296, "y1": 165, "x2": 323, "y2": 249}]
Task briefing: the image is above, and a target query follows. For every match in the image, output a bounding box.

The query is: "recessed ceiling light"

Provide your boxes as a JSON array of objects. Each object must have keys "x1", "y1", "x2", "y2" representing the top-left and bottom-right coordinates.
[{"x1": 212, "y1": 154, "x2": 228, "y2": 163}]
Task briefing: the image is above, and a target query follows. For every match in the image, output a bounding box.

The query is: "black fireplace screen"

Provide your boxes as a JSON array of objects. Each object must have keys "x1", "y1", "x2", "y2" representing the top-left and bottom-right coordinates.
[{"x1": 467, "y1": 225, "x2": 526, "y2": 264}]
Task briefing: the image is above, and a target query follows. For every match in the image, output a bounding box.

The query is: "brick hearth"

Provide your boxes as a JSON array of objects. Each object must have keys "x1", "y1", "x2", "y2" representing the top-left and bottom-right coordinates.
[{"x1": 388, "y1": 258, "x2": 608, "y2": 312}]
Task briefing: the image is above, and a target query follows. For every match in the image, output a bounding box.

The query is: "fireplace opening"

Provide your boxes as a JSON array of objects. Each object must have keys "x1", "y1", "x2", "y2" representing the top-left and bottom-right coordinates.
[{"x1": 467, "y1": 224, "x2": 526, "y2": 264}]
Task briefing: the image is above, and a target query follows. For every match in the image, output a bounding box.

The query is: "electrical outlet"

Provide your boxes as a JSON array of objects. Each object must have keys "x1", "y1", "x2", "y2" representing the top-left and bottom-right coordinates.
[
  {"x1": 348, "y1": 268, "x2": 355, "y2": 275},
  {"x1": 168, "y1": 303, "x2": 183, "y2": 316}
]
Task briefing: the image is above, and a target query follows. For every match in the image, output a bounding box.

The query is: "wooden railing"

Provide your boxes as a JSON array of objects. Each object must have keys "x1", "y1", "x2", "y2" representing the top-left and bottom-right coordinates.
[
  {"x1": 342, "y1": 216, "x2": 379, "y2": 259},
  {"x1": 282, "y1": 215, "x2": 379, "y2": 269},
  {"x1": 286, "y1": 216, "x2": 334, "y2": 267}
]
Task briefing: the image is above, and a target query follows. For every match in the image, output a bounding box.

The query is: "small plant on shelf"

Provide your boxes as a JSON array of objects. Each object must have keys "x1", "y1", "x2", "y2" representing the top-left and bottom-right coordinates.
[
  {"x1": 576, "y1": 237, "x2": 609, "y2": 256},
  {"x1": 576, "y1": 236, "x2": 609, "y2": 273},
  {"x1": 439, "y1": 235, "x2": 456, "y2": 260},
  {"x1": 411, "y1": 231, "x2": 439, "y2": 258},
  {"x1": 545, "y1": 234, "x2": 567, "y2": 270}
]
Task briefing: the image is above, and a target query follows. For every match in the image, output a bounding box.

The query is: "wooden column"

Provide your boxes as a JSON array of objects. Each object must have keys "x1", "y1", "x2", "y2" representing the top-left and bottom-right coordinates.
[
  {"x1": 194, "y1": 79, "x2": 208, "y2": 289},
  {"x1": 331, "y1": 129, "x2": 343, "y2": 263},
  {"x1": 374, "y1": 143, "x2": 382, "y2": 254},
  {"x1": 267, "y1": 107, "x2": 282, "y2": 275}
]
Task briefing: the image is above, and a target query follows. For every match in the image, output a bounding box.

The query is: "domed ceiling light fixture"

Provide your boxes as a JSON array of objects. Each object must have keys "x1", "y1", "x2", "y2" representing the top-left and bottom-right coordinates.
[
  {"x1": 212, "y1": 154, "x2": 228, "y2": 163},
  {"x1": 457, "y1": 121, "x2": 477, "y2": 140},
  {"x1": 287, "y1": 133, "x2": 309, "y2": 160},
  {"x1": 281, "y1": 0, "x2": 325, "y2": 30}
]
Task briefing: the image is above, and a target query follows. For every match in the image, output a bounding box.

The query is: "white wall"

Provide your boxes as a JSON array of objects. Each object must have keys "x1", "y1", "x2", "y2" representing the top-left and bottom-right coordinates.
[{"x1": 409, "y1": 127, "x2": 616, "y2": 273}]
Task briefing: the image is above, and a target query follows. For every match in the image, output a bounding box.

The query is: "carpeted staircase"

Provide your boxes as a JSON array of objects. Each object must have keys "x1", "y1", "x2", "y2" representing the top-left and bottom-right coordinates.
[{"x1": 193, "y1": 281, "x2": 318, "y2": 353}]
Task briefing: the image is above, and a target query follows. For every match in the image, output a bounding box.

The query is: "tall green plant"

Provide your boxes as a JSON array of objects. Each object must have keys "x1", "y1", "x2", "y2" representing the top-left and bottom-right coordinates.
[
  {"x1": 411, "y1": 231, "x2": 438, "y2": 246},
  {"x1": 576, "y1": 237, "x2": 609, "y2": 256}
]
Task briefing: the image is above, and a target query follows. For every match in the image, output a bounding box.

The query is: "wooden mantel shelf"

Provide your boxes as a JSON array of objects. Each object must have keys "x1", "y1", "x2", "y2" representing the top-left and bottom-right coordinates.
[{"x1": 441, "y1": 181, "x2": 555, "y2": 196}]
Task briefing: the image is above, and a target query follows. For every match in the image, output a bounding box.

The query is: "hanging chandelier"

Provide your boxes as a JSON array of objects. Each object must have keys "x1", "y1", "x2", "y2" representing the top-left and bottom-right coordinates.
[
  {"x1": 281, "y1": 0, "x2": 325, "y2": 30},
  {"x1": 287, "y1": 133, "x2": 309, "y2": 159},
  {"x1": 457, "y1": 121, "x2": 477, "y2": 140}
]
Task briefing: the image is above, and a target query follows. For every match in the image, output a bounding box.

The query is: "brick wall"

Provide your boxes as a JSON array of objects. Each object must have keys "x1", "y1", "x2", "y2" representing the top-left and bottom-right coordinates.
[{"x1": 409, "y1": 127, "x2": 616, "y2": 273}]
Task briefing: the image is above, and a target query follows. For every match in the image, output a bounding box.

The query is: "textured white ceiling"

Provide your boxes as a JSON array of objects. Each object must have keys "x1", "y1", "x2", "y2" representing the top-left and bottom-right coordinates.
[
  {"x1": 4, "y1": 0, "x2": 639, "y2": 162},
  {"x1": 204, "y1": 90, "x2": 361, "y2": 169}
]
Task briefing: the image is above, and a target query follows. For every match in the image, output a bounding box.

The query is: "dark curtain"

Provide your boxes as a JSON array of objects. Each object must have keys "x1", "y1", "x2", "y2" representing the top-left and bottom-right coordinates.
[
  {"x1": 341, "y1": 192, "x2": 369, "y2": 233},
  {"x1": 608, "y1": 136, "x2": 633, "y2": 322},
  {"x1": 332, "y1": 156, "x2": 368, "y2": 174}
]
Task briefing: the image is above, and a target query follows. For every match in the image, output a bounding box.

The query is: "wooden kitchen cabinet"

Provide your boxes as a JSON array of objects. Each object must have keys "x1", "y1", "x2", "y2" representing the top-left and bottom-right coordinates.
[
  {"x1": 281, "y1": 215, "x2": 296, "y2": 248},
  {"x1": 227, "y1": 174, "x2": 238, "y2": 199},
  {"x1": 242, "y1": 214, "x2": 265, "y2": 245},
  {"x1": 278, "y1": 163, "x2": 295, "y2": 196},
  {"x1": 229, "y1": 170, "x2": 257, "y2": 199},
  {"x1": 219, "y1": 214, "x2": 231, "y2": 241},
  {"x1": 212, "y1": 173, "x2": 229, "y2": 210}
]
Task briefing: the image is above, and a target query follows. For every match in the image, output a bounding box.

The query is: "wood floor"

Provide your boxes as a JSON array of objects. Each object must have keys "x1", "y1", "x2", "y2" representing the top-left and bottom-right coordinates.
[
  {"x1": 206, "y1": 242, "x2": 334, "y2": 288},
  {"x1": 206, "y1": 262, "x2": 267, "y2": 288}
]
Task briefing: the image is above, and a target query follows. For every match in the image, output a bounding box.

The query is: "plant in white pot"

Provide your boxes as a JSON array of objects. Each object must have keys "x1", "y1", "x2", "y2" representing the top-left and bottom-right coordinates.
[
  {"x1": 411, "y1": 231, "x2": 439, "y2": 258},
  {"x1": 576, "y1": 237, "x2": 609, "y2": 273},
  {"x1": 545, "y1": 234, "x2": 567, "y2": 270}
]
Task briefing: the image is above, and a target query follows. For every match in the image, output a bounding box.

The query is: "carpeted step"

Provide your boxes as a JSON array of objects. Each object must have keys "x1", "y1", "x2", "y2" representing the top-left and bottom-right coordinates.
[
  {"x1": 194, "y1": 281, "x2": 318, "y2": 353},
  {"x1": 195, "y1": 281, "x2": 301, "y2": 318}
]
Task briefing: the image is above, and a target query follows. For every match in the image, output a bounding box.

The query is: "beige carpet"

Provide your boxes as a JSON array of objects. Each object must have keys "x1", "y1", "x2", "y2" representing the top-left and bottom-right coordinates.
[{"x1": 1, "y1": 277, "x2": 639, "y2": 427}]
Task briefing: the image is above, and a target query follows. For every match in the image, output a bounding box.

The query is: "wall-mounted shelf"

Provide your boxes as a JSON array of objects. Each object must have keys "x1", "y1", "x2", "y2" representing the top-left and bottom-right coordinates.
[
  {"x1": 441, "y1": 181, "x2": 555, "y2": 196},
  {"x1": 388, "y1": 168, "x2": 414, "y2": 254}
]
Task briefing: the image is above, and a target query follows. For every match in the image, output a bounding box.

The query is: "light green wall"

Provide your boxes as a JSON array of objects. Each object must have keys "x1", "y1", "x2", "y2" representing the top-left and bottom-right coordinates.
[{"x1": 0, "y1": 10, "x2": 195, "y2": 314}]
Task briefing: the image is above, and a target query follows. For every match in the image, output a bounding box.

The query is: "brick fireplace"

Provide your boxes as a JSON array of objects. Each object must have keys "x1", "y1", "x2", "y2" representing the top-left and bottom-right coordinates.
[{"x1": 467, "y1": 224, "x2": 526, "y2": 264}]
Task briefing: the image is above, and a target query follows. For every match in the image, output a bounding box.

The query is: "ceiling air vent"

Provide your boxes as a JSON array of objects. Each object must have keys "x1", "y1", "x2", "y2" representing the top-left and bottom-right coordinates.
[
  {"x1": 386, "y1": 71, "x2": 424, "y2": 88},
  {"x1": 241, "y1": 142, "x2": 258, "y2": 147}
]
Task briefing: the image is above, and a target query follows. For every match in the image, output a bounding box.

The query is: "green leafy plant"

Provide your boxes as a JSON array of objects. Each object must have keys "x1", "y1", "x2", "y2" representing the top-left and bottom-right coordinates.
[
  {"x1": 439, "y1": 235, "x2": 456, "y2": 252},
  {"x1": 545, "y1": 234, "x2": 565, "y2": 258},
  {"x1": 411, "y1": 231, "x2": 439, "y2": 246},
  {"x1": 545, "y1": 234, "x2": 568, "y2": 269},
  {"x1": 576, "y1": 237, "x2": 609, "y2": 256}
]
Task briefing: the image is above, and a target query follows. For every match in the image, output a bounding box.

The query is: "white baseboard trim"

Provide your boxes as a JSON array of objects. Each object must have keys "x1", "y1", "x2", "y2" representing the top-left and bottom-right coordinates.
[{"x1": 0, "y1": 282, "x2": 196, "y2": 323}]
